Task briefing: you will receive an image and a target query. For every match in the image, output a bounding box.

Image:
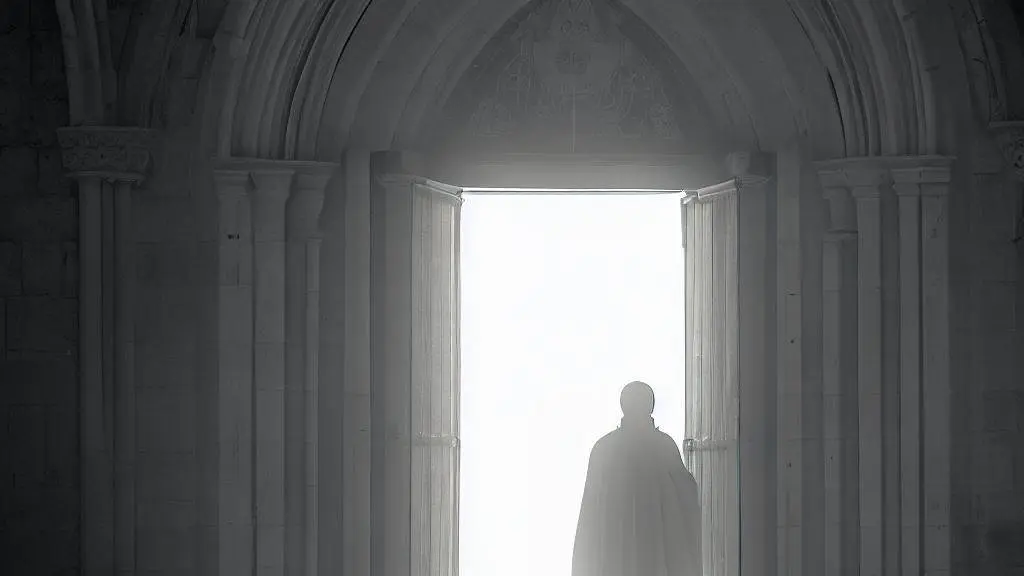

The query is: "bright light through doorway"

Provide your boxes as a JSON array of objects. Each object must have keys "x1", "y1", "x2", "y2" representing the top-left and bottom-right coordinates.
[{"x1": 459, "y1": 193, "x2": 686, "y2": 576}]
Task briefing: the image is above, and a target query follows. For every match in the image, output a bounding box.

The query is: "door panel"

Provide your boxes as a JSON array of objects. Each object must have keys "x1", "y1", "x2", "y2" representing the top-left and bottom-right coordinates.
[
  {"x1": 371, "y1": 171, "x2": 462, "y2": 576},
  {"x1": 683, "y1": 186, "x2": 740, "y2": 576},
  {"x1": 409, "y1": 180, "x2": 462, "y2": 576}
]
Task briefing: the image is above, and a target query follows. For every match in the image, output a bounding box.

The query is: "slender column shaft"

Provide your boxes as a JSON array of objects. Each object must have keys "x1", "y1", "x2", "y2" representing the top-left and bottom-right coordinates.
[
  {"x1": 285, "y1": 211, "x2": 306, "y2": 576},
  {"x1": 58, "y1": 126, "x2": 158, "y2": 576},
  {"x1": 113, "y1": 178, "x2": 137, "y2": 576},
  {"x1": 284, "y1": 170, "x2": 329, "y2": 576},
  {"x1": 820, "y1": 180, "x2": 857, "y2": 576},
  {"x1": 251, "y1": 169, "x2": 294, "y2": 576},
  {"x1": 304, "y1": 237, "x2": 321, "y2": 576},
  {"x1": 827, "y1": 232, "x2": 861, "y2": 576},
  {"x1": 821, "y1": 234, "x2": 843, "y2": 576},
  {"x1": 892, "y1": 179, "x2": 922, "y2": 576},
  {"x1": 338, "y1": 151, "x2": 371, "y2": 576},
  {"x1": 853, "y1": 181, "x2": 884, "y2": 576},
  {"x1": 371, "y1": 170, "x2": 461, "y2": 576},
  {"x1": 79, "y1": 174, "x2": 114, "y2": 576},
  {"x1": 213, "y1": 169, "x2": 255, "y2": 576},
  {"x1": 102, "y1": 182, "x2": 116, "y2": 460},
  {"x1": 777, "y1": 161, "x2": 802, "y2": 576}
]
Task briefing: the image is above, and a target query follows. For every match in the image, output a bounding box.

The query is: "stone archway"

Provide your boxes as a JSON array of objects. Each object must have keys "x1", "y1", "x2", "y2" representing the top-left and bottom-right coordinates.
[{"x1": 50, "y1": 1, "x2": 1024, "y2": 576}]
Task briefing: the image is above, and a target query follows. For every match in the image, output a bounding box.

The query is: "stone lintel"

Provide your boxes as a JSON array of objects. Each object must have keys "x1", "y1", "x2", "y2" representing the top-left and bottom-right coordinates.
[
  {"x1": 989, "y1": 120, "x2": 1024, "y2": 182},
  {"x1": 57, "y1": 126, "x2": 160, "y2": 184}
]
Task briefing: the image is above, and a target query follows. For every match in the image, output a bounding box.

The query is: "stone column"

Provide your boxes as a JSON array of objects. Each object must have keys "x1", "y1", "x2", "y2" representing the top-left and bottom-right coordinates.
[
  {"x1": 212, "y1": 158, "x2": 340, "y2": 576},
  {"x1": 318, "y1": 153, "x2": 362, "y2": 576},
  {"x1": 283, "y1": 164, "x2": 333, "y2": 576},
  {"x1": 370, "y1": 151, "x2": 462, "y2": 576},
  {"x1": 250, "y1": 168, "x2": 294, "y2": 576},
  {"x1": 815, "y1": 168, "x2": 859, "y2": 576},
  {"x1": 901, "y1": 161, "x2": 954, "y2": 576},
  {"x1": 890, "y1": 158, "x2": 952, "y2": 576},
  {"x1": 816, "y1": 155, "x2": 955, "y2": 576},
  {"x1": 211, "y1": 166, "x2": 256, "y2": 576},
  {"x1": 847, "y1": 164, "x2": 888, "y2": 576},
  {"x1": 57, "y1": 126, "x2": 158, "y2": 576},
  {"x1": 112, "y1": 175, "x2": 139, "y2": 576}
]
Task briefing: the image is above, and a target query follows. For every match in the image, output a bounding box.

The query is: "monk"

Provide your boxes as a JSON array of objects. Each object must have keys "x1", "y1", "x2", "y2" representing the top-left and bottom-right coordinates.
[{"x1": 572, "y1": 381, "x2": 702, "y2": 576}]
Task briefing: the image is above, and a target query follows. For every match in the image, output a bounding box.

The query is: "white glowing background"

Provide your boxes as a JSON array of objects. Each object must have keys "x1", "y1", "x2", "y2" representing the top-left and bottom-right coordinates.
[{"x1": 459, "y1": 194, "x2": 686, "y2": 576}]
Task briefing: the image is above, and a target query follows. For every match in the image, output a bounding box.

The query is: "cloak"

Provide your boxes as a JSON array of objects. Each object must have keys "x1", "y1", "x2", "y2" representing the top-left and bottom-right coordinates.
[{"x1": 571, "y1": 418, "x2": 701, "y2": 576}]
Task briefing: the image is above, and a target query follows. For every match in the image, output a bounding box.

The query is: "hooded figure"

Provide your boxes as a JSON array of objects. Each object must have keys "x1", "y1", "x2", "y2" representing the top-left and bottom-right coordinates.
[{"x1": 571, "y1": 381, "x2": 701, "y2": 576}]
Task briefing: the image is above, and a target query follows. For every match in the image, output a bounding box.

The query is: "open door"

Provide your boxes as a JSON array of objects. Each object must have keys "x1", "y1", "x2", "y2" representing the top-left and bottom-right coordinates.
[
  {"x1": 370, "y1": 169, "x2": 462, "y2": 576},
  {"x1": 682, "y1": 180, "x2": 740, "y2": 576}
]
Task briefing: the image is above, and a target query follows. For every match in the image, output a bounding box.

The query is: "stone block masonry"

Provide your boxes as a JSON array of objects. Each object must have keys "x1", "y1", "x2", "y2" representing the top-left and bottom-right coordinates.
[{"x1": 0, "y1": 1, "x2": 78, "y2": 574}]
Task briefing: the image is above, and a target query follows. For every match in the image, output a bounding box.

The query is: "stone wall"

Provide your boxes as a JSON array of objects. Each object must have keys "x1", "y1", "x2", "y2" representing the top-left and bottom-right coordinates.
[
  {"x1": 131, "y1": 126, "x2": 216, "y2": 575},
  {"x1": 0, "y1": 0, "x2": 79, "y2": 573},
  {"x1": 953, "y1": 133, "x2": 1024, "y2": 573}
]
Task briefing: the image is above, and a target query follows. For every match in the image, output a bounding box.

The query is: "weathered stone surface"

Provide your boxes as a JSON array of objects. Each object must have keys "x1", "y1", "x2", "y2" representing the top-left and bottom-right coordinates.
[
  {"x1": 990, "y1": 121, "x2": 1024, "y2": 181},
  {"x1": 0, "y1": 146, "x2": 38, "y2": 195},
  {"x1": 0, "y1": 242, "x2": 21, "y2": 295},
  {"x1": 36, "y1": 147, "x2": 71, "y2": 196},
  {"x1": 0, "y1": 5, "x2": 78, "y2": 575},
  {"x1": 4, "y1": 296, "x2": 77, "y2": 354},
  {"x1": 438, "y1": 0, "x2": 710, "y2": 154},
  {"x1": 0, "y1": 84, "x2": 25, "y2": 147},
  {"x1": 0, "y1": 197, "x2": 77, "y2": 241},
  {"x1": 57, "y1": 126, "x2": 160, "y2": 179},
  {"x1": 27, "y1": 88, "x2": 66, "y2": 147},
  {"x1": 21, "y1": 242, "x2": 68, "y2": 296},
  {"x1": 0, "y1": 0, "x2": 30, "y2": 35}
]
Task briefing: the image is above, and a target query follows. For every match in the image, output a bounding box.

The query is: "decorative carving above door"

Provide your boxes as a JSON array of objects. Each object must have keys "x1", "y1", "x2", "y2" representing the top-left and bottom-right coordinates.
[{"x1": 437, "y1": 0, "x2": 714, "y2": 155}]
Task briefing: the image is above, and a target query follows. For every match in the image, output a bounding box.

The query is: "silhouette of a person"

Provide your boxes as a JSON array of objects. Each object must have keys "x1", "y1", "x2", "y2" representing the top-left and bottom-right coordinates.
[{"x1": 572, "y1": 381, "x2": 701, "y2": 576}]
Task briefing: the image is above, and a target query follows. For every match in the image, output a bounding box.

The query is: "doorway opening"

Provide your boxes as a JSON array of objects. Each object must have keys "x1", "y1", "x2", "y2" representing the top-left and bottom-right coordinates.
[{"x1": 458, "y1": 190, "x2": 686, "y2": 576}]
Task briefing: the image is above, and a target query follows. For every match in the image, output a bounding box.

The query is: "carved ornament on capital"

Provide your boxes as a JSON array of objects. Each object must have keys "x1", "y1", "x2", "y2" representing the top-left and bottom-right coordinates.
[
  {"x1": 56, "y1": 126, "x2": 160, "y2": 183},
  {"x1": 990, "y1": 120, "x2": 1024, "y2": 182}
]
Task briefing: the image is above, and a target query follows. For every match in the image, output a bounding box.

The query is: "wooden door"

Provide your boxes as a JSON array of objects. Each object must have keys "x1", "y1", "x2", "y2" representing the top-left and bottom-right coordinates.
[{"x1": 682, "y1": 181, "x2": 740, "y2": 576}]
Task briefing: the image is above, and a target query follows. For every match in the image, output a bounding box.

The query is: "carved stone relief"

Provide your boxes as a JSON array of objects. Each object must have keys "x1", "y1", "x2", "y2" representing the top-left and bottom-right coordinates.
[
  {"x1": 954, "y1": 1, "x2": 1006, "y2": 124},
  {"x1": 442, "y1": 0, "x2": 691, "y2": 154},
  {"x1": 991, "y1": 121, "x2": 1024, "y2": 182},
  {"x1": 56, "y1": 126, "x2": 160, "y2": 180}
]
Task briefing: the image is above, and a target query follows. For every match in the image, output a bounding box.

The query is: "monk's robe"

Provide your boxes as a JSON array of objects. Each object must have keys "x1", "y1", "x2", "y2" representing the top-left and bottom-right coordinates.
[{"x1": 572, "y1": 417, "x2": 701, "y2": 576}]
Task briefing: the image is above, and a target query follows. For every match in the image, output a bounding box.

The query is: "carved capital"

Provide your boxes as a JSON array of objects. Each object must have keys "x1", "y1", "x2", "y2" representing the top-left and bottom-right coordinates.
[
  {"x1": 288, "y1": 163, "x2": 336, "y2": 239},
  {"x1": 56, "y1": 126, "x2": 160, "y2": 183},
  {"x1": 817, "y1": 179, "x2": 857, "y2": 233},
  {"x1": 989, "y1": 121, "x2": 1024, "y2": 182}
]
